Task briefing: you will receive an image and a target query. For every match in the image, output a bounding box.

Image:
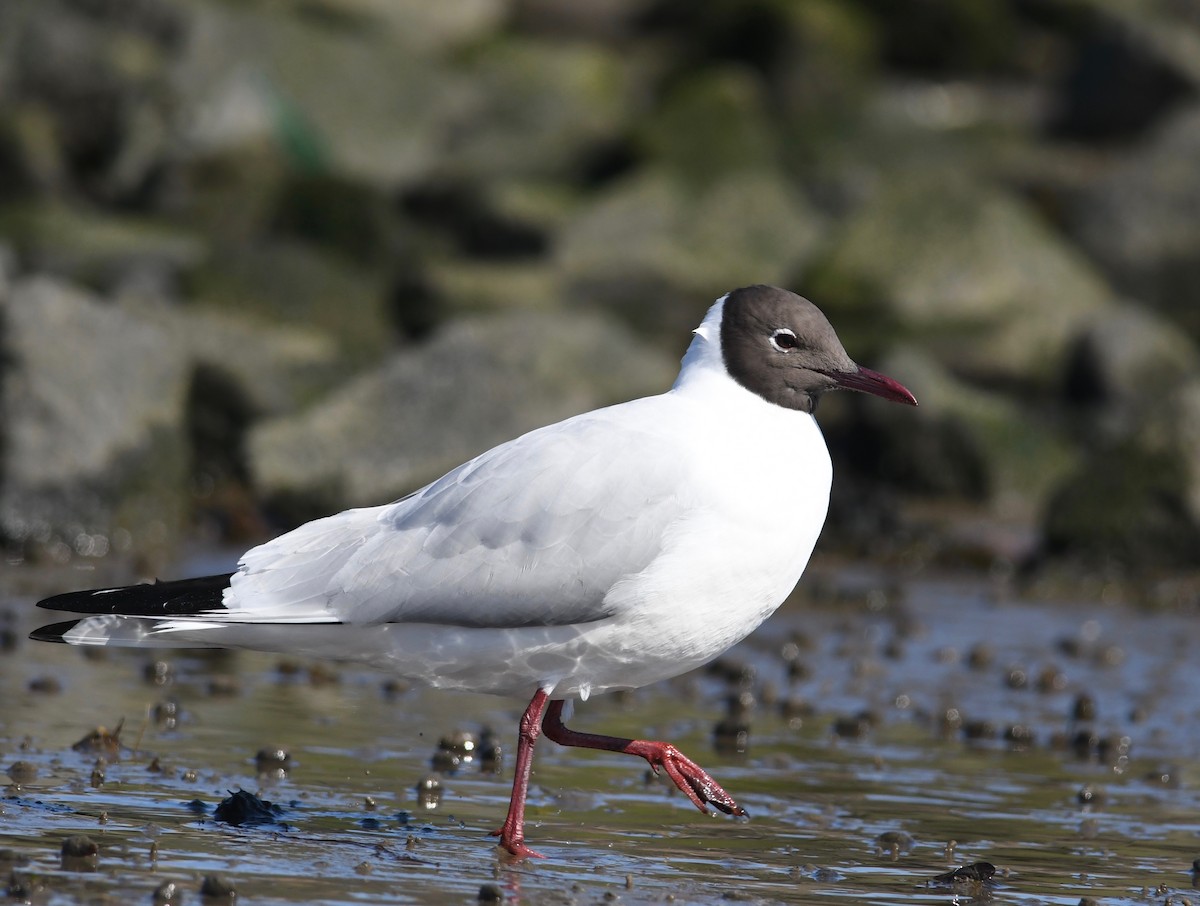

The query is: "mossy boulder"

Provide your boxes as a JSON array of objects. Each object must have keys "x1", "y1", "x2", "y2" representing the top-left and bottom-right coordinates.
[
  {"x1": 247, "y1": 309, "x2": 677, "y2": 523},
  {"x1": 0, "y1": 277, "x2": 190, "y2": 564},
  {"x1": 808, "y1": 174, "x2": 1115, "y2": 388}
]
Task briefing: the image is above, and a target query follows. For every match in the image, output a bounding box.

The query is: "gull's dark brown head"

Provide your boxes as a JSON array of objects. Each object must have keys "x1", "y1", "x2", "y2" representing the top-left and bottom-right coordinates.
[{"x1": 719, "y1": 285, "x2": 917, "y2": 414}]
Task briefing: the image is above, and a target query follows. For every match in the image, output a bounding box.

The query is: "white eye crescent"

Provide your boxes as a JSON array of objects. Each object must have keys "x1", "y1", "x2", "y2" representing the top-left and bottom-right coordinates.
[{"x1": 770, "y1": 328, "x2": 799, "y2": 352}]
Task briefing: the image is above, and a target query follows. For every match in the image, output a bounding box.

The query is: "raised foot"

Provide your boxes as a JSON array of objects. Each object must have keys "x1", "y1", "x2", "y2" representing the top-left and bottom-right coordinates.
[
  {"x1": 489, "y1": 827, "x2": 545, "y2": 860},
  {"x1": 630, "y1": 741, "x2": 747, "y2": 817}
]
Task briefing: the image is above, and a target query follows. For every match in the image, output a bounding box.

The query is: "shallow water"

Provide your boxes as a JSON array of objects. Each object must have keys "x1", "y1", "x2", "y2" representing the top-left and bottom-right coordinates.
[{"x1": 2, "y1": 561, "x2": 1198, "y2": 905}]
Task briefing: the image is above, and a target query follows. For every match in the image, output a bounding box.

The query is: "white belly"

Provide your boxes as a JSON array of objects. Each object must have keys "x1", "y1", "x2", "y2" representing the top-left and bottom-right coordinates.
[{"x1": 373, "y1": 396, "x2": 831, "y2": 699}]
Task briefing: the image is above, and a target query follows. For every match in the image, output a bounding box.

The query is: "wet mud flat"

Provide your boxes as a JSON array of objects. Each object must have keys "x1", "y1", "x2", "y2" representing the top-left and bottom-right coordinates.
[{"x1": 1, "y1": 564, "x2": 1198, "y2": 905}]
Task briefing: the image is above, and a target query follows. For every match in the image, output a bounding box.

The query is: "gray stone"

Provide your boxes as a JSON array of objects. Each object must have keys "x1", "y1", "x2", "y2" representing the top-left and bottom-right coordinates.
[
  {"x1": 556, "y1": 167, "x2": 824, "y2": 339},
  {"x1": 122, "y1": 299, "x2": 343, "y2": 417},
  {"x1": 0, "y1": 277, "x2": 190, "y2": 563},
  {"x1": 247, "y1": 309, "x2": 678, "y2": 515},
  {"x1": 1040, "y1": 353, "x2": 1200, "y2": 571},
  {"x1": 1173, "y1": 378, "x2": 1200, "y2": 527},
  {"x1": 641, "y1": 67, "x2": 781, "y2": 185},
  {"x1": 189, "y1": 239, "x2": 393, "y2": 366},
  {"x1": 436, "y1": 40, "x2": 633, "y2": 182},
  {"x1": 832, "y1": 346, "x2": 1076, "y2": 523},
  {"x1": 0, "y1": 201, "x2": 206, "y2": 294},
  {"x1": 1070, "y1": 103, "x2": 1200, "y2": 336},
  {"x1": 174, "y1": 3, "x2": 468, "y2": 185},
  {"x1": 1041, "y1": 435, "x2": 1200, "y2": 571},
  {"x1": 1064, "y1": 301, "x2": 1200, "y2": 438},
  {"x1": 510, "y1": 0, "x2": 653, "y2": 39},
  {"x1": 813, "y1": 174, "x2": 1115, "y2": 387},
  {"x1": 306, "y1": 0, "x2": 506, "y2": 50}
]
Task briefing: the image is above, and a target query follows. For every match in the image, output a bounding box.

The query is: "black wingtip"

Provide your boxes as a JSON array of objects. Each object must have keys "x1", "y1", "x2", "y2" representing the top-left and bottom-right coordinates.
[
  {"x1": 29, "y1": 619, "x2": 83, "y2": 644},
  {"x1": 36, "y1": 573, "x2": 235, "y2": 616}
]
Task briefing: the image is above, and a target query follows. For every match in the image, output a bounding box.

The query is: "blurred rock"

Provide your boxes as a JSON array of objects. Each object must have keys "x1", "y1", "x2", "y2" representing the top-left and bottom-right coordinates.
[
  {"x1": 1063, "y1": 301, "x2": 1200, "y2": 438},
  {"x1": 511, "y1": 0, "x2": 652, "y2": 40},
  {"x1": 773, "y1": 0, "x2": 880, "y2": 152},
  {"x1": 1047, "y1": 1, "x2": 1199, "y2": 142},
  {"x1": 1175, "y1": 379, "x2": 1200, "y2": 528},
  {"x1": 1070, "y1": 104, "x2": 1200, "y2": 338},
  {"x1": 294, "y1": 0, "x2": 506, "y2": 50},
  {"x1": 1041, "y1": 433, "x2": 1200, "y2": 571},
  {"x1": 247, "y1": 310, "x2": 677, "y2": 520},
  {"x1": 174, "y1": 2, "x2": 460, "y2": 185},
  {"x1": 124, "y1": 300, "x2": 343, "y2": 418},
  {"x1": 272, "y1": 171, "x2": 402, "y2": 268},
  {"x1": 189, "y1": 239, "x2": 393, "y2": 364},
  {"x1": 809, "y1": 174, "x2": 1114, "y2": 388},
  {"x1": 437, "y1": 40, "x2": 633, "y2": 183},
  {"x1": 854, "y1": 0, "x2": 1018, "y2": 75},
  {"x1": 826, "y1": 346, "x2": 1076, "y2": 519},
  {"x1": 557, "y1": 167, "x2": 823, "y2": 339},
  {"x1": 0, "y1": 277, "x2": 189, "y2": 562},
  {"x1": 640, "y1": 66, "x2": 780, "y2": 184},
  {"x1": 0, "y1": 0, "x2": 185, "y2": 201},
  {"x1": 0, "y1": 201, "x2": 206, "y2": 295}
]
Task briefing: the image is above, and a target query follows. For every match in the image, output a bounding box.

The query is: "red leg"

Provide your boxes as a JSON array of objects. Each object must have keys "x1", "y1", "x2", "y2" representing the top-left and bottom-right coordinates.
[
  {"x1": 490, "y1": 688, "x2": 551, "y2": 859},
  {"x1": 541, "y1": 700, "x2": 746, "y2": 817}
]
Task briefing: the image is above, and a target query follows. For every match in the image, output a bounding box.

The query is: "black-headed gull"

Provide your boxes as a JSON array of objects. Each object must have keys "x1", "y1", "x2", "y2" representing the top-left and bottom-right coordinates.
[{"x1": 33, "y1": 285, "x2": 916, "y2": 859}]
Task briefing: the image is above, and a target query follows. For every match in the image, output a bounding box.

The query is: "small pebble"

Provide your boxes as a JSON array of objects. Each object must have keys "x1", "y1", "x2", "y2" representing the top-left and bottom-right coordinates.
[
  {"x1": 966, "y1": 643, "x2": 994, "y2": 670},
  {"x1": 199, "y1": 874, "x2": 237, "y2": 901},
  {"x1": 152, "y1": 700, "x2": 180, "y2": 728},
  {"x1": 712, "y1": 718, "x2": 749, "y2": 754},
  {"x1": 5, "y1": 873, "x2": 37, "y2": 899},
  {"x1": 307, "y1": 663, "x2": 341, "y2": 686},
  {"x1": 255, "y1": 746, "x2": 291, "y2": 777},
  {"x1": 1004, "y1": 725, "x2": 1035, "y2": 748},
  {"x1": 382, "y1": 678, "x2": 411, "y2": 698},
  {"x1": 60, "y1": 835, "x2": 98, "y2": 858},
  {"x1": 27, "y1": 676, "x2": 63, "y2": 694},
  {"x1": 930, "y1": 861, "x2": 995, "y2": 886},
  {"x1": 1078, "y1": 785, "x2": 1106, "y2": 806},
  {"x1": 434, "y1": 730, "x2": 479, "y2": 772},
  {"x1": 60, "y1": 834, "x2": 99, "y2": 871},
  {"x1": 1072, "y1": 694, "x2": 1097, "y2": 721},
  {"x1": 153, "y1": 880, "x2": 184, "y2": 905},
  {"x1": 7, "y1": 761, "x2": 37, "y2": 785},
  {"x1": 213, "y1": 789, "x2": 282, "y2": 827},
  {"x1": 963, "y1": 719, "x2": 996, "y2": 741},
  {"x1": 876, "y1": 831, "x2": 913, "y2": 854},
  {"x1": 206, "y1": 675, "x2": 240, "y2": 697},
  {"x1": 415, "y1": 775, "x2": 442, "y2": 809},
  {"x1": 478, "y1": 883, "x2": 504, "y2": 902},
  {"x1": 832, "y1": 711, "x2": 874, "y2": 740},
  {"x1": 1035, "y1": 665, "x2": 1068, "y2": 693},
  {"x1": 478, "y1": 728, "x2": 503, "y2": 773},
  {"x1": 144, "y1": 661, "x2": 174, "y2": 686},
  {"x1": 72, "y1": 721, "x2": 123, "y2": 759}
]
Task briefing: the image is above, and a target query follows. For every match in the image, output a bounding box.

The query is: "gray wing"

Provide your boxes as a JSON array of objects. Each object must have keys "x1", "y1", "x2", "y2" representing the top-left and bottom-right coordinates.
[{"x1": 228, "y1": 399, "x2": 690, "y2": 628}]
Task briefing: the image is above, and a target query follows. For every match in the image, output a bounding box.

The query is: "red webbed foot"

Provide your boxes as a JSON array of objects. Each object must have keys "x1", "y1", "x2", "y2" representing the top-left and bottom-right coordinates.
[
  {"x1": 628, "y1": 740, "x2": 747, "y2": 816},
  {"x1": 490, "y1": 825, "x2": 546, "y2": 860}
]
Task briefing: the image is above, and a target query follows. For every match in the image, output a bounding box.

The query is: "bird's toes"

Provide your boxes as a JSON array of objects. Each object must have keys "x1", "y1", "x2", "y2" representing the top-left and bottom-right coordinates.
[
  {"x1": 708, "y1": 795, "x2": 747, "y2": 817},
  {"x1": 495, "y1": 838, "x2": 545, "y2": 861},
  {"x1": 689, "y1": 775, "x2": 744, "y2": 816},
  {"x1": 658, "y1": 748, "x2": 745, "y2": 816}
]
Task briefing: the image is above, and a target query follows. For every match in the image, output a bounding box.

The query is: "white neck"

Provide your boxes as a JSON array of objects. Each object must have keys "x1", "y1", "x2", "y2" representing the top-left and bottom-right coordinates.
[{"x1": 672, "y1": 295, "x2": 728, "y2": 392}]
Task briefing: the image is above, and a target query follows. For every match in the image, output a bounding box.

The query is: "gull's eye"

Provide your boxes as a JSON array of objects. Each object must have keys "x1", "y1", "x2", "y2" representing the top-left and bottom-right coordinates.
[{"x1": 770, "y1": 328, "x2": 799, "y2": 352}]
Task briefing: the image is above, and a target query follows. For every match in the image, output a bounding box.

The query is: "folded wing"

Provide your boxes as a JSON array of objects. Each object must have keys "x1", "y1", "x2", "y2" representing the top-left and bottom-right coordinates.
[{"x1": 228, "y1": 401, "x2": 690, "y2": 629}]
